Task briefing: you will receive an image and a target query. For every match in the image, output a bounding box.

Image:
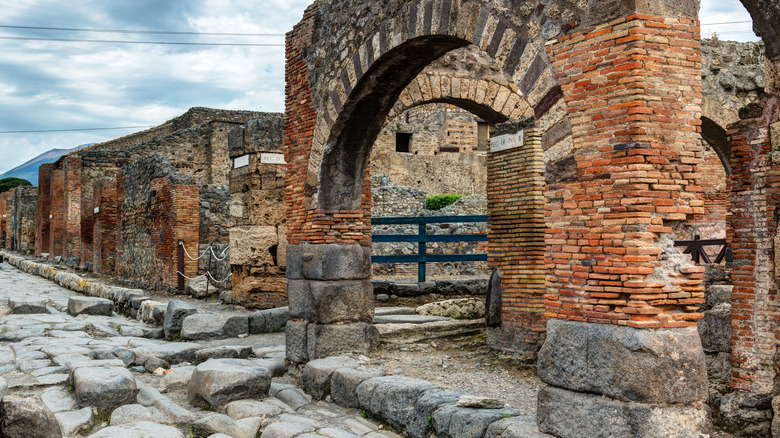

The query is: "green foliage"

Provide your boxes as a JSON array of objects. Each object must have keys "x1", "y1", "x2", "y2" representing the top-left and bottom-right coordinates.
[
  {"x1": 425, "y1": 193, "x2": 464, "y2": 211},
  {"x1": 0, "y1": 177, "x2": 32, "y2": 194}
]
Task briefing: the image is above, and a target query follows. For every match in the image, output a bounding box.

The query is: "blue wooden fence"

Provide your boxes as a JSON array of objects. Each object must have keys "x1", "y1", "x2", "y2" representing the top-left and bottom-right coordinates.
[{"x1": 371, "y1": 215, "x2": 488, "y2": 282}]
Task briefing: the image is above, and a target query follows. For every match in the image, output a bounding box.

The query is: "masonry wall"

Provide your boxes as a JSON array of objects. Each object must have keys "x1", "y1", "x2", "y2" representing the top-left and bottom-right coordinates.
[
  {"x1": 115, "y1": 155, "x2": 199, "y2": 289},
  {"x1": 35, "y1": 163, "x2": 53, "y2": 256},
  {"x1": 229, "y1": 115, "x2": 288, "y2": 308},
  {"x1": 0, "y1": 191, "x2": 10, "y2": 248},
  {"x1": 92, "y1": 179, "x2": 119, "y2": 275},
  {"x1": 11, "y1": 187, "x2": 37, "y2": 254}
]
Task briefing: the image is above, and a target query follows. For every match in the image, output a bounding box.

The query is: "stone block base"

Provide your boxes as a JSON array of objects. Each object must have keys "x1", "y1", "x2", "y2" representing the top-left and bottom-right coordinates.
[
  {"x1": 285, "y1": 320, "x2": 379, "y2": 363},
  {"x1": 537, "y1": 385, "x2": 711, "y2": 438}
]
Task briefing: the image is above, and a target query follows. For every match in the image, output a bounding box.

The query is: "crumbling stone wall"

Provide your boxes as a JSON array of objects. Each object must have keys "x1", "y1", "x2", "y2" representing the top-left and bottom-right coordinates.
[
  {"x1": 0, "y1": 186, "x2": 38, "y2": 254},
  {"x1": 228, "y1": 115, "x2": 288, "y2": 308},
  {"x1": 115, "y1": 155, "x2": 199, "y2": 289}
]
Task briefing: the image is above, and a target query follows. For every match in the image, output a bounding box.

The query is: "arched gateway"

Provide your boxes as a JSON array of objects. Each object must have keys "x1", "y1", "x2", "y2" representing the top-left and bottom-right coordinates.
[{"x1": 283, "y1": 0, "x2": 780, "y2": 435}]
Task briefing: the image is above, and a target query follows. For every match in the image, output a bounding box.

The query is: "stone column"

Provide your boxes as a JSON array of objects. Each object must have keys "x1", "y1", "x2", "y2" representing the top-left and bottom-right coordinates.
[
  {"x1": 537, "y1": 9, "x2": 711, "y2": 437},
  {"x1": 285, "y1": 243, "x2": 378, "y2": 363}
]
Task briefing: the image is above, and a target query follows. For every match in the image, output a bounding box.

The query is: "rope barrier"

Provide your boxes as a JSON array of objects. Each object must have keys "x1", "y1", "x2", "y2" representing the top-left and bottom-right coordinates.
[
  {"x1": 175, "y1": 271, "x2": 233, "y2": 284},
  {"x1": 178, "y1": 241, "x2": 230, "y2": 261}
]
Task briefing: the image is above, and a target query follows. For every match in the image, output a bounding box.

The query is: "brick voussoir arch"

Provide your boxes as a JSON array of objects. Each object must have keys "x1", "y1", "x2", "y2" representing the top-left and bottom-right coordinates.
[{"x1": 306, "y1": 0, "x2": 562, "y2": 211}]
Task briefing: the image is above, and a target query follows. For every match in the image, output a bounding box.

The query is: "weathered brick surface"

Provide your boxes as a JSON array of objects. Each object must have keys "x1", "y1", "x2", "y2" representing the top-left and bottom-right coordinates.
[
  {"x1": 35, "y1": 163, "x2": 53, "y2": 256},
  {"x1": 92, "y1": 179, "x2": 119, "y2": 274},
  {"x1": 543, "y1": 14, "x2": 705, "y2": 329},
  {"x1": 727, "y1": 95, "x2": 780, "y2": 392}
]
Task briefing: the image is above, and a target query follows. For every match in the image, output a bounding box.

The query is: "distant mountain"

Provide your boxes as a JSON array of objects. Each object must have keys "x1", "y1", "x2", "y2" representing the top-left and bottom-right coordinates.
[{"x1": 0, "y1": 144, "x2": 94, "y2": 185}]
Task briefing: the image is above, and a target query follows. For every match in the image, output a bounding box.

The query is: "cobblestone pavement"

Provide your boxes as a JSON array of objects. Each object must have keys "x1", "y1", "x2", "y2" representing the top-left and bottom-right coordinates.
[{"x1": 0, "y1": 262, "x2": 405, "y2": 438}]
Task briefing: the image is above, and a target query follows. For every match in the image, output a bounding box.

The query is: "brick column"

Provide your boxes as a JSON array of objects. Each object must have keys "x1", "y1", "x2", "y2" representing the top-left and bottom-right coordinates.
[
  {"x1": 93, "y1": 180, "x2": 119, "y2": 274},
  {"x1": 284, "y1": 4, "x2": 378, "y2": 363},
  {"x1": 36, "y1": 163, "x2": 53, "y2": 256},
  {"x1": 486, "y1": 123, "x2": 547, "y2": 359},
  {"x1": 727, "y1": 95, "x2": 780, "y2": 393},
  {"x1": 0, "y1": 192, "x2": 9, "y2": 249},
  {"x1": 49, "y1": 168, "x2": 65, "y2": 260},
  {"x1": 536, "y1": 14, "x2": 710, "y2": 437},
  {"x1": 63, "y1": 157, "x2": 82, "y2": 263}
]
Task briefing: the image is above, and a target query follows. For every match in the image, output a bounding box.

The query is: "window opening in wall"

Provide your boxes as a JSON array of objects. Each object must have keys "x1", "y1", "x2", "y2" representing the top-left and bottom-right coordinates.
[
  {"x1": 477, "y1": 121, "x2": 489, "y2": 152},
  {"x1": 396, "y1": 132, "x2": 412, "y2": 153}
]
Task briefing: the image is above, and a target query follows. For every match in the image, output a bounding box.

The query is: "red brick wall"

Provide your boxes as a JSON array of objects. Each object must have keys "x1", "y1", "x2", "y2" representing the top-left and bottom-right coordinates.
[
  {"x1": 36, "y1": 163, "x2": 53, "y2": 255},
  {"x1": 49, "y1": 168, "x2": 65, "y2": 259},
  {"x1": 487, "y1": 129, "x2": 547, "y2": 357},
  {"x1": 63, "y1": 157, "x2": 82, "y2": 260},
  {"x1": 544, "y1": 14, "x2": 706, "y2": 329},
  {"x1": 727, "y1": 95, "x2": 780, "y2": 392},
  {"x1": 172, "y1": 184, "x2": 199, "y2": 288},
  {"x1": 92, "y1": 180, "x2": 119, "y2": 274},
  {"x1": 0, "y1": 191, "x2": 10, "y2": 248}
]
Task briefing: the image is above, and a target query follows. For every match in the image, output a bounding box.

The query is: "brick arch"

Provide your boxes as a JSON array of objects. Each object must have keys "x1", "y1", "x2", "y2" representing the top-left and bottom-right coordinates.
[
  {"x1": 305, "y1": 0, "x2": 563, "y2": 211},
  {"x1": 701, "y1": 116, "x2": 731, "y2": 176}
]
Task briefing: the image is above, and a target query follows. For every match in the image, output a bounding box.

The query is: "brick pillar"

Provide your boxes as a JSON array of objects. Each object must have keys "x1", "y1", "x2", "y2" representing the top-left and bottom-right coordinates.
[
  {"x1": 486, "y1": 123, "x2": 547, "y2": 359},
  {"x1": 93, "y1": 180, "x2": 119, "y2": 274},
  {"x1": 284, "y1": 4, "x2": 378, "y2": 363},
  {"x1": 0, "y1": 192, "x2": 9, "y2": 249},
  {"x1": 49, "y1": 168, "x2": 65, "y2": 260},
  {"x1": 36, "y1": 163, "x2": 53, "y2": 256},
  {"x1": 171, "y1": 184, "x2": 199, "y2": 288},
  {"x1": 63, "y1": 156, "x2": 82, "y2": 262},
  {"x1": 536, "y1": 14, "x2": 710, "y2": 437},
  {"x1": 727, "y1": 95, "x2": 780, "y2": 393}
]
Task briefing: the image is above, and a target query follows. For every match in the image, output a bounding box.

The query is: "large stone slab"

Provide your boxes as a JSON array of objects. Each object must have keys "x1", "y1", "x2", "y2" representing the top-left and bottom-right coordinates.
[
  {"x1": 289, "y1": 280, "x2": 374, "y2": 324},
  {"x1": 181, "y1": 313, "x2": 249, "y2": 340},
  {"x1": 67, "y1": 296, "x2": 112, "y2": 316},
  {"x1": 8, "y1": 298, "x2": 48, "y2": 314},
  {"x1": 302, "y1": 356, "x2": 360, "y2": 399},
  {"x1": 54, "y1": 407, "x2": 93, "y2": 436},
  {"x1": 72, "y1": 366, "x2": 138, "y2": 411},
  {"x1": 194, "y1": 345, "x2": 252, "y2": 364},
  {"x1": 163, "y1": 300, "x2": 197, "y2": 340},
  {"x1": 536, "y1": 319, "x2": 708, "y2": 404},
  {"x1": 536, "y1": 384, "x2": 711, "y2": 438},
  {"x1": 287, "y1": 243, "x2": 371, "y2": 281},
  {"x1": 193, "y1": 414, "x2": 262, "y2": 438},
  {"x1": 331, "y1": 367, "x2": 386, "y2": 409},
  {"x1": 286, "y1": 320, "x2": 308, "y2": 363},
  {"x1": 0, "y1": 395, "x2": 62, "y2": 438},
  {"x1": 89, "y1": 421, "x2": 184, "y2": 438},
  {"x1": 373, "y1": 315, "x2": 451, "y2": 324},
  {"x1": 406, "y1": 389, "x2": 462, "y2": 438},
  {"x1": 307, "y1": 322, "x2": 379, "y2": 360},
  {"x1": 356, "y1": 376, "x2": 438, "y2": 431},
  {"x1": 187, "y1": 358, "x2": 272, "y2": 409},
  {"x1": 249, "y1": 307, "x2": 291, "y2": 334},
  {"x1": 484, "y1": 416, "x2": 553, "y2": 438},
  {"x1": 416, "y1": 298, "x2": 485, "y2": 319},
  {"x1": 432, "y1": 404, "x2": 518, "y2": 438}
]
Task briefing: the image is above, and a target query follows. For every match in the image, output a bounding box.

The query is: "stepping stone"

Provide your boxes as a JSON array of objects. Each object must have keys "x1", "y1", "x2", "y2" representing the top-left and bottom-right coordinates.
[
  {"x1": 158, "y1": 366, "x2": 195, "y2": 392},
  {"x1": 374, "y1": 307, "x2": 416, "y2": 316},
  {"x1": 193, "y1": 414, "x2": 262, "y2": 438},
  {"x1": 72, "y1": 366, "x2": 138, "y2": 411},
  {"x1": 88, "y1": 421, "x2": 184, "y2": 438},
  {"x1": 302, "y1": 356, "x2": 360, "y2": 399},
  {"x1": 54, "y1": 407, "x2": 93, "y2": 436},
  {"x1": 41, "y1": 389, "x2": 77, "y2": 413},
  {"x1": 332, "y1": 367, "x2": 386, "y2": 408},
  {"x1": 0, "y1": 395, "x2": 62, "y2": 438},
  {"x1": 261, "y1": 421, "x2": 317, "y2": 438},
  {"x1": 163, "y1": 300, "x2": 197, "y2": 340},
  {"x1": 8, "y1": 298, "x2": 48, "y2": 314},
  {"x1": 133, "y1": 343, "x2": 201, "y2": 365},
  {"x1": 372, "y1": 315, "x2": 451, "y2": 324},
  {"x1": 226, "y1": 399, "x2": 283, "y2": 420},
  {"x1": 181, "y1": 313, "x2": 248, "y2": 340},
  {"x1": 254, "y1": 357, "x2": 287, "y2": 377},
  {"x1": 432, "y1": 404, "x2": 518, "y2": 438},
  {"x1": 356, "y1": 376, "x2": 438, "y2": 431},
  {"x1": 194, "y1": 345, "x2": 252, "y2": 364},
  {"x1": 187, "y1": 358, "x2": 271, "y2": 409},
  {"x1": 110, "y1": 404, "x2": 155, "y2": 425},
  {"x1": 67, "y1": 296, "x2": 113, "y2": 316},
  {"x1": 249, "y1": 307, "x2": 290, "y2": 334}
]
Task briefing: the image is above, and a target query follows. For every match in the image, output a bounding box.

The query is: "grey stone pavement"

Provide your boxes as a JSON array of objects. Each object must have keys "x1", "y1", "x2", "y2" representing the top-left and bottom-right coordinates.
[{"x1": 0, "y1": 262, "x2": 405, "y2": 438}]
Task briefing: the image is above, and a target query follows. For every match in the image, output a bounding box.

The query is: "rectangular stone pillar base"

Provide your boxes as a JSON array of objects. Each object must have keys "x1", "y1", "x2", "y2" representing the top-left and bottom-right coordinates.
[
  {"x1": 537, "y1": 385, "x2": 711, "y2": 438},
  {"x1": 286, "y1": 320, "x2": 379, "y2": 363}
]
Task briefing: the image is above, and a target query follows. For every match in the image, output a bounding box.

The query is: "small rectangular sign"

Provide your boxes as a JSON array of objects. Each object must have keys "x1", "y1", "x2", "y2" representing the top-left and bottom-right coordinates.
[
  {"x1": 490, "y1": 131, "x2": 524, "y2": 153},
  {"x1": 94, "y1": 207, "x2": 100, "y2": 214},
  {"x1": 49, "y1": 214, "x2": 53, "y2": 219},
  {"x1": 233, "y1": 155, "x2": 250, "y2": 169},
  {"x1": 261, "y1": 153, "x2": 286, "y2": 165}
]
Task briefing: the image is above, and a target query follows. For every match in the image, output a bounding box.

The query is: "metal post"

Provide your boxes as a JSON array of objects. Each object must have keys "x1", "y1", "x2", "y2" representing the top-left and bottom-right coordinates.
[
  {"x1": 418, "y1": 222, "x2": 426, "y2": 283},
  {"x1": 205, "y1": 246, "x2": 212, "y2": 297},
  {"x1": 177, "y1": 239, "x2": 185, "y2": 291}
]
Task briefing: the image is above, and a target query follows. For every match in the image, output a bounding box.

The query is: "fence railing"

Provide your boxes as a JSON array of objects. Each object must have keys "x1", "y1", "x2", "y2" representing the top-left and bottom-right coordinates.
[
  {"x1": 371, "y1": 215, "x2": 488, "y2": 282},
  {"x1": 674, "y1": 235, "x2": 731, "y2": 265},
  {"x1": 176, "y1": 241, "x2": 231, "y2": 291}
]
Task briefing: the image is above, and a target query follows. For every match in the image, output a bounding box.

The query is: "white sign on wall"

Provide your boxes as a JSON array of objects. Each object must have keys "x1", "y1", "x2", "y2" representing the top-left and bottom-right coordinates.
[
  {"x1": 261, "y1": 153, "x2": 286, "y2": 165},
  {"x1": 490, "y1": 130, "x2": 524, "y2": 153},
  {"x1": 233, "y1": 155, "x2": 250, "y2": 169},
  {"x1": 49, "y1": 214, "x2": 53, "y2": 219},
  {"x1": 94, "y1": 207, "x2": 100, "y2": 214}
]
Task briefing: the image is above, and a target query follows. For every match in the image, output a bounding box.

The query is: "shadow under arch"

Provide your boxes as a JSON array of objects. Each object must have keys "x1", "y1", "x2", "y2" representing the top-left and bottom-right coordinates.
[{"x1": 701, "y1": 116, "x2": 731, "y2": 176}]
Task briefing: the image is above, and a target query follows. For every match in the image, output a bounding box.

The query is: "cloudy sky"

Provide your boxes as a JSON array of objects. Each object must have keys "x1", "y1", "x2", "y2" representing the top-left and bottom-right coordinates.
[{"x1": 0, "y1": 0, "x2": 760, "y2": 176}]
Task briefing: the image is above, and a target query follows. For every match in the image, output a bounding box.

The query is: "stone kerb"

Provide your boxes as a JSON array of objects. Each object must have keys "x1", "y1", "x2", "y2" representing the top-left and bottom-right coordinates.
[{"x1": 300, "y1": 356, "x2": 537, "y2": 438}]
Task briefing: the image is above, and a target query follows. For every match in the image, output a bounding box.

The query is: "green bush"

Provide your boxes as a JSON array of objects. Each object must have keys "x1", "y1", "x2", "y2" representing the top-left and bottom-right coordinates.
[
  {"x1": 426, "y1": 193, "x2": 464, "y2": 211},
  {"x1": 0, "y1": 177, "x2": 32, "y2": 194}
]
